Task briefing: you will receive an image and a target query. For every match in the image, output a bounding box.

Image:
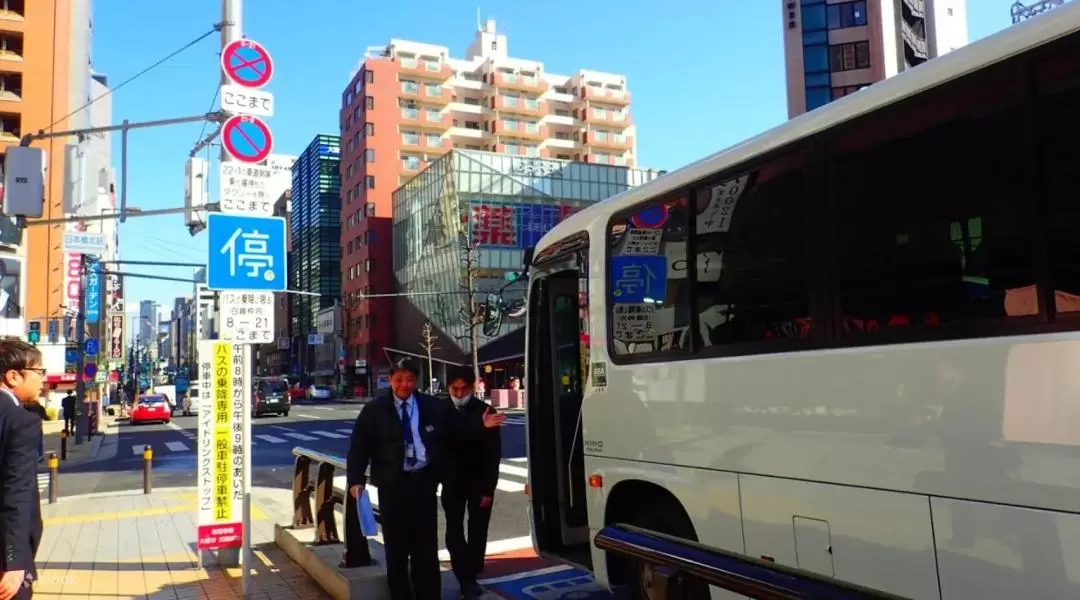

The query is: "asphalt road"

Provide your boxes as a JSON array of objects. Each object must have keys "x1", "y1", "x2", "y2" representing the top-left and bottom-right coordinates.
[{"x1": 53, "y1": 400, "x2": 533, "y2": 556}]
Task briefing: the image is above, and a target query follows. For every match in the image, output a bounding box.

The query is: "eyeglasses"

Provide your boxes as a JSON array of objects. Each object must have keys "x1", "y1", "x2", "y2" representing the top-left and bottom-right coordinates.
[{"x1": 21, "y1": 367, "x2": 46, "y2": 377}]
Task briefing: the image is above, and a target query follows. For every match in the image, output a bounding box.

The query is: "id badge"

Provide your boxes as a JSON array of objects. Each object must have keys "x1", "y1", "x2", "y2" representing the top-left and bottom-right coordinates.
[{"x1": 405, "y1": 445, "x2": 415, "y2": 459}]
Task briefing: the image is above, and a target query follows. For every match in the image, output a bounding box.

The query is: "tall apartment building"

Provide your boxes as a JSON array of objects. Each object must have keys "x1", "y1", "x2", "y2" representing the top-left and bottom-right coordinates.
[
  {"x1": 783, "y1": 0, "x2": 968, "y2": 117},
  {"x1": 0, "y1": 2, "x2": 93, "y2": 362},
  {"x1": 289, "y1": 135, "x2": 341, "y2": 373},
  {"x1": 338, "y1": 19, "x2": 636, "y2": 371}
]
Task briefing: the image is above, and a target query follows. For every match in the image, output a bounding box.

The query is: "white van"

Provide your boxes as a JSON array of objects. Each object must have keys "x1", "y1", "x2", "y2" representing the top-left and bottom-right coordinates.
[{"x1": 181, "y1": 381, "x2": 201, "y2": 416}]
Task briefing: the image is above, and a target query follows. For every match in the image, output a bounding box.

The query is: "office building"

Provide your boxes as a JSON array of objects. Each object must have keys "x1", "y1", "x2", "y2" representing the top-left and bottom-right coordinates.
[
  {"x1": 387, "y1": 150, "x2": 662, "y2": 388},
  {"x1": 0, "y1": 2, "x2": 96, "y2": 379},
  {"x1": 340, "y1": 19, "x2": 636, "y2": 373},
  {"x1": 783, "y1": 0, "x2": 968, "y2": 117},
  {"x1": 289, "y1": 135, "x2": 341, "y2": 373},
  {"x1": 256, "y1": 190, "x2": 292, "y2": 376}
]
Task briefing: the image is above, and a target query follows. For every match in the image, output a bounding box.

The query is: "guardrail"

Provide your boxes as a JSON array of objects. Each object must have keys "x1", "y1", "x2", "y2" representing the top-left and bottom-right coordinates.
[
  {"x1": 595, "y1": 524, "x2": 911, "y2": 600},
  {"x1": 291, "y1": 446, "x2": 373, "y2": 568}
]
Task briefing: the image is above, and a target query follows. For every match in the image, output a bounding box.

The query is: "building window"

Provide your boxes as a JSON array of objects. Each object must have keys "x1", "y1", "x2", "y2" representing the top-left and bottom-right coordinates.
[
  {"x1": 832, "y1": 84, "x2": 870, "y2": 99},
  {"x1": 365, "y1": 96, "x2": 374, "y2": 110},
  {"x1": 801, "y1": 0, "x2": 828, "y2": 31},
  {"x1": 827, "y1": 1, "x2": 867, "y2": 29},
  {"x1": 365, "y1": 149, "x2": 375, "y2": 163},
  {"x1": 364, "y1": 70, "x2": 374, "y2": 84},
  {"x1": 366, "y1": 202, "x2": 376, "y2": 217},
  {"x1": 365, "y1": 122, "x2": 375, "y2": 136},
  {"x1": 365, "y1": 259, "x2": 373, "y2": 272},
  {"x1": 829, "y1": 41, "x2": 871, "y2": 72},
  {"x1": 365, "y1": 176, "x2": 375, "y2": 189},
  {"x1": 608, "y1": 196, "x2": 692, "y2": 357}
]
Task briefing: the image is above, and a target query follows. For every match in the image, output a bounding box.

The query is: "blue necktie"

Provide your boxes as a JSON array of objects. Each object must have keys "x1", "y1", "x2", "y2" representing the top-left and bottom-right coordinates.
[{"x1": 400, "y1": 400, "x2": 416, "y2": 467}]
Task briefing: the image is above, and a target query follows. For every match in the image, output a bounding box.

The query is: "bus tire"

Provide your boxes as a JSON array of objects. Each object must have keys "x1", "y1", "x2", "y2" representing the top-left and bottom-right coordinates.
[{"x1": 608, "y1": 503, "x2": 710, "y2": 600}]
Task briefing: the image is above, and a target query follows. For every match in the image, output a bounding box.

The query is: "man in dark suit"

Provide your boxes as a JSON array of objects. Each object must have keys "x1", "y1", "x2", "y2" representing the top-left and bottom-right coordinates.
[
  {"x1": 347, "y1": 359, "x2": 505, "y2": 600},
  {"x1": 0, "y1": 340, "x2": 45, "y2": 600},
  {"x1": 441, "y1": 366, "x2": 501, "y2": 599}
]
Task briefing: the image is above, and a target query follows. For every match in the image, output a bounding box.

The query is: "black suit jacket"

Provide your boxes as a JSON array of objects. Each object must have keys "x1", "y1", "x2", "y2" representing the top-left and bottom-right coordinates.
[
  {"x1": 347, "y1": 392, "x2": 484, "y2": 491},
  {"x1": 444, "y1": 397, "x2": 501, "y2": 498},
  {"x1": 0, "y1": 391, "x2": 42, "y2": 578}
]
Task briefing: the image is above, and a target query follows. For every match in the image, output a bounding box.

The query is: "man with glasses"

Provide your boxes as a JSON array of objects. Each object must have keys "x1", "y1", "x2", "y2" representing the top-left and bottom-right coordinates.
[{"x1": 0, "y1": 340, "x2": 45, "y2": 599}]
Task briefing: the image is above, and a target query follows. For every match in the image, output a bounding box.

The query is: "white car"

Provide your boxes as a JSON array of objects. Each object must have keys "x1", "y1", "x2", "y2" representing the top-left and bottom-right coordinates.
[{"x1": 307, "y1": 385, "x2": 333, "y2": 400}]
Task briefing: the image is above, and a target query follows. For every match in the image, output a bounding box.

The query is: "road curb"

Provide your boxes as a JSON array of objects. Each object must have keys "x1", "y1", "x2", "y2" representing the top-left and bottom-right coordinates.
[{"x1": 51, "y1": 419, "x2": 120, "y2": 469}]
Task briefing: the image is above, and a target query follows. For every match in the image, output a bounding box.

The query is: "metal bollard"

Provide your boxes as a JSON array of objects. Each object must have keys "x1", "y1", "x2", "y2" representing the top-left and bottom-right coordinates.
[
  {"x1": 47, "y1": 453, "x2": 58, "y2": 504},
  {"x1": 60, "y1": 429, "x2": 68, "y2": 461},
  {"x1": 142, "y1": 445, "x2": 153, "y2": 494}
]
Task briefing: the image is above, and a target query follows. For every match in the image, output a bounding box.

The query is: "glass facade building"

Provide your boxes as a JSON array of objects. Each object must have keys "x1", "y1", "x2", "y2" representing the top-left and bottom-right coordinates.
[
  {"x1": 289, "y1": 135, "x2": 342, "y2": 349},
  {"x1": 391, "y1": 150, "x2": 662, "y2": 362}
]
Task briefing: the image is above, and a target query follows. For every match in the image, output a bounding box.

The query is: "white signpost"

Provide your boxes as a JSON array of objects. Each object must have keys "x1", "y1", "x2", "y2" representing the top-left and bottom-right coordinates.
[
  {"x1": 218, "y1": 291, "x2": 275, "y2": 344},
  {"x1": 219, "y1": 163, "x2": 274, "y2": 216},
  {"x1": 219, "y1": 84, "x2": 275, "y2": 117},
  {"x1": 196, "y1": 340, "x2": 248, "y2": 551}
]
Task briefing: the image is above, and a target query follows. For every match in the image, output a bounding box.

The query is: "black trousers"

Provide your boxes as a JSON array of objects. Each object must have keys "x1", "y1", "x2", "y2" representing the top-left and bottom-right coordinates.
[
  {"x1": 380, "y1": 469, "x2": 441, "y2": 600},
  {"x1": 441, "y1": 487, "x2": 493, "y2": 585},
  {"x1": 63, "y1": 413, "x2": 75, "y2": 434}
]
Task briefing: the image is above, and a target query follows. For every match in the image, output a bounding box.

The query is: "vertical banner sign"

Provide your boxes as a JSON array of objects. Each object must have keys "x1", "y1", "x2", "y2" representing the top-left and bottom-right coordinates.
[{"x1": 196, "y1": 340, "x2": 245, "y2": 550}]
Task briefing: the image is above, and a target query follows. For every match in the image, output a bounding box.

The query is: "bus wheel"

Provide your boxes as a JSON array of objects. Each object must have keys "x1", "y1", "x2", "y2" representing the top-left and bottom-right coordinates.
[{"x1": 611, "y1": 505, "x2": 710, "y2": 600}]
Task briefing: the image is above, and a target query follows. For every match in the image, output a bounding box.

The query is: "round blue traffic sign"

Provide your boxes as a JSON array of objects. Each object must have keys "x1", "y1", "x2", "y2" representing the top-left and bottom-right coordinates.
[
  {"x1": 65, "y1": 348, "x2": 79, "y2": 363},
  {"x1": 221, "y1": 39, "x2": 274, "y2": 88},
  {"x1": 83, "y1": 363, "x2": 97, "y2": 379},
  {"x1": 221, "y1": 115, "x2": 273, "y2": 164},
  {"x1": 84, "y1": 338, "x2": 99, "y2": 357}
]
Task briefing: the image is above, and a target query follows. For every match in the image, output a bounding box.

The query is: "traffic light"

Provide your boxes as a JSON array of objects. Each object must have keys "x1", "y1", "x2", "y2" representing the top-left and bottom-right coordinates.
[{"x1": 27, "y1": 320, "x2": 40, "y2": 345}]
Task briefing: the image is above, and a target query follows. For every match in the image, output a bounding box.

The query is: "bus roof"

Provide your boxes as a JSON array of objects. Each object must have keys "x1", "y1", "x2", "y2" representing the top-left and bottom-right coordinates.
[{"x1": 533, "y1": 3, "x2": 1080, "y2": 259}]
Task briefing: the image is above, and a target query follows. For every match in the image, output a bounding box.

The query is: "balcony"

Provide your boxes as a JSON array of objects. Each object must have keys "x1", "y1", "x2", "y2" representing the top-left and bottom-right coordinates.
[
  {"x1": 582, "y1": 86, "x2": 631, "y2": 106},
  {"x1": 0, "y1": 33, "x2": 22, "y2": 66},
  {"x1": 0, "y1": 71, "x2": 22, "y2": 111},
  {"x1": 492, "y1": 96, "x2": 547, "y2": 117},
  {"x1": 424, "y1": 85, "x2": 452, "y2": 105},
  {"x1": 493, "y1": 72, "x2": 549, "y2": 95},
  {"x1": 0, "y1": 111, "x2": 20, "y2": 144},
  {"x1": 584, "y1": 132, "x2": 633, "y2": 152},
  {"x1": 447, "y1": 126, "x2": 490, "y2": 142},
  {"x1": 0, "y1": 0, "x2": 24, "y2": 31},
  {"x1": 543, "y1": 137, "x2": 579, "y2": 151},
  {"x1": 494, "y1": 120, "x2": 548, "y2": 142},
  {"x1": 901, "y1": 19, "x2": 928, "y2": 60},
  {"x1": 902, "y1": 0, "x2": 926, "y2": 18},
  {"x1": 585, "y1": 153, "x2": 630, "y2": 167},
  {"x1": 397, "y1": 58, "x2": 453, "y2": 81},
  {"x1": 424, "y1": 138, "x2": 451, "y2": 157},
  {"x1": 401, "y1": 155, "x2": 422, "y2": 173},
  {"x1": 582, "y1": 107, "x2": 632, "y2": 128}
]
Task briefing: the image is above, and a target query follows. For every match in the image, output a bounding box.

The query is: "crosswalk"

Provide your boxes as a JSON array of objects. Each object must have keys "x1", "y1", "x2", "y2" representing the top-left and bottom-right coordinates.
[
  {"x1": 333, "y1": 456, "x2": 530, "y2": 507},
  {"x1": 37, "y1": 472, "x2": 48, "y2": 494},
  {"x1": 129, "y1": 426, "x2": 357, "y2": 456}
]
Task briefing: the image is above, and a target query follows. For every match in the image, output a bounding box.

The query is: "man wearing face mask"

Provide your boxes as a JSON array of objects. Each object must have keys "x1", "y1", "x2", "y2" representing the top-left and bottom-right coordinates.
[
  {"x1": 347, "y1": 359, "x2": 505, "y2": 600},
  {"x1": 441, "y1": 366, "x2": 501, "y2": 599}
]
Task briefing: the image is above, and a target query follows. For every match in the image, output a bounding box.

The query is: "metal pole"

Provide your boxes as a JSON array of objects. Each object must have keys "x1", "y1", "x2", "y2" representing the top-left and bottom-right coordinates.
[
  {"x1": 74, "y1": 255, "x2": 86, "y2": 445},
  {"x1": 24, "y1": 203, "x2": 219, "y2": 227},
  {"x1": 120, "y1": 120, "x2": 129, "y2": 223},
  {"x1": 241, "y1": 345, "x2": 253, "y2": 597}
]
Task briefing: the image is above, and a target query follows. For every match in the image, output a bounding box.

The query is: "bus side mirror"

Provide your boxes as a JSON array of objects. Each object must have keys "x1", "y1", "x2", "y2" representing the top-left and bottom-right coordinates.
[{"x1": 482, "y1": 293, "x2": 503, "y2": 337}]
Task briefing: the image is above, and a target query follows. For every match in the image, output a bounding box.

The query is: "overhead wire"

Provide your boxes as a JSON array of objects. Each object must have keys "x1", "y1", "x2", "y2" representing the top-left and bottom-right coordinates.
[{"x1": 43, "y1": 23, "x2": 223, "y2": 133}]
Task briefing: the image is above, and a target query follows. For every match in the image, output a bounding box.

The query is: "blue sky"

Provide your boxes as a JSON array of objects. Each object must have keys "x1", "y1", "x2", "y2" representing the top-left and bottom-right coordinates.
[{"x1": 91, "y1": 0, "x2": 1012, "y2": 319}]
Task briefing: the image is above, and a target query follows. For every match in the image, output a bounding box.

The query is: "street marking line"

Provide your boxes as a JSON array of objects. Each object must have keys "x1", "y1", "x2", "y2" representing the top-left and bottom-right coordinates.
[
  {"x1": 336, "y1": 428, "x2": 353, "y2": 435},
  {"x1": 165, "y1": 422, "x2": 185, "y2": 434},
  {"x1": 271, "y1": 425, "x2": 292, "y2": 431},
  {"x1": 439, "y1": 536, "x2": 534, "y2": 563},
  {"x1": 43, "y1": 500, "x2": 268, "y2": 526},
  {"x1": 507, "y1": 457, "x2": 528, "y2": 463},
  {"x1": 496, "y1": 479, "x2": 526, "y2": 493},
  {"x1": 255, "y1": 434, "x2": 288, "y2": 443},
  {"x1": 165, "y1": 441, "x2": 190, "y2": 452},
  {"x1": 499, "y1": 463, "x2": 528, "y2": 478},
  {"x1": 130, "y1": 445, "x2": 146, "y2": 456},
  {"x1": 479, "y1": 564, "x2": 573, "y2": 585},
  {"x1": 283, "y1": 432, "x2": 318, "y2": 441},
  {"x1": 311, "y1": 430, "x2": 347, "y2": 439},
  {"x1": 297, "y1": 414, "x2": 320, "y2": 420}
]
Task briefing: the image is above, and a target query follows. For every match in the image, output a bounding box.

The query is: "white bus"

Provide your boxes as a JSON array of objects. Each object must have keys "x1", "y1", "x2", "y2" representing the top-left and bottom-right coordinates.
[{"x1": 496, "y1": 6, "x2": 1080, "y2": 599}]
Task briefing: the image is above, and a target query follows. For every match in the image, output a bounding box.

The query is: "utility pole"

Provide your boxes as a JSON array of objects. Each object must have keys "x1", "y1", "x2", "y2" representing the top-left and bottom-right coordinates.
[{"x1": 74, "y1": 255, "x2": 87, "y2": 445}]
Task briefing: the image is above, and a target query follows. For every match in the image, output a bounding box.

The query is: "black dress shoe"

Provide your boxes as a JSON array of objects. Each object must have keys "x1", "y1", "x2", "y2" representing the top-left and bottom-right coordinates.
[{"x1": 459, "y1": 580, "x2": 481, "y2": 598}]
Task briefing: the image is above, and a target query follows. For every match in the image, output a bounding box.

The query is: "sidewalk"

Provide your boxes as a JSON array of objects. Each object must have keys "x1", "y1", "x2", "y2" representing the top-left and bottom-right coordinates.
[
  {"x1": 41, "y1": 415, "x2": 120, "y2": 466},
  {"x1": 35, "y1": 487, "x2": 332, "y2": 599}
]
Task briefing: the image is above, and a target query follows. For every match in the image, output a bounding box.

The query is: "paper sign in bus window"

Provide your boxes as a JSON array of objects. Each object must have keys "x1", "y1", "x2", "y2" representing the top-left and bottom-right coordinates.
[
  {"x1": 611, "y1": 255, "x2": 667, "y2": 303},
  {"x1": 619, "y1": 228, "x2": 663, "y2": 255},
  {"x1": 613, "y1": 304, "x2": 656, "y2": 343},
  {"x1": 697, "y1": 173, "x2": 749, "y2": 234}
]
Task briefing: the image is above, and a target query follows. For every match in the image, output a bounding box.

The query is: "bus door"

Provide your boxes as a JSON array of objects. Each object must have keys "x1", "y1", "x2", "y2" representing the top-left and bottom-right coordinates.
[{"x1": 527, "y1": 268, "x2": 591, "y2": 561}]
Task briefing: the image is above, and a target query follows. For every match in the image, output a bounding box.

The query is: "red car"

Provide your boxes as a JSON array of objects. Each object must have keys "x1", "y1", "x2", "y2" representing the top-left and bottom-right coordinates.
[{"x1": 131, "y1": 394, "x2": 172, "y2": 425}]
